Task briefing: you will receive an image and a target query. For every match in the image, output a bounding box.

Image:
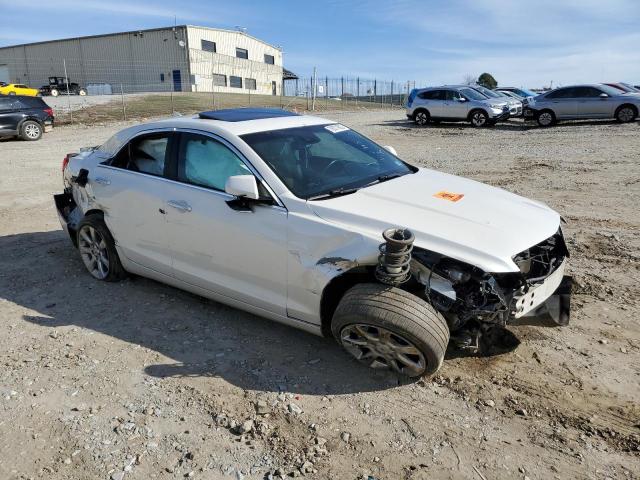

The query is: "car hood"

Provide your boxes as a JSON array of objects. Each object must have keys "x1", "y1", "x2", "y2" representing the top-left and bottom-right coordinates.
[{"x1": 308, "y1": 169, "x2": 560, "y2": 273}]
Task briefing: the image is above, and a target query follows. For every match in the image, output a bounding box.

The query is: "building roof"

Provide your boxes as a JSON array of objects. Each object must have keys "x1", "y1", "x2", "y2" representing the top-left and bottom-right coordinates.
[{"x1": 0, "y1": 25, "x2": 282, "y2": 51}]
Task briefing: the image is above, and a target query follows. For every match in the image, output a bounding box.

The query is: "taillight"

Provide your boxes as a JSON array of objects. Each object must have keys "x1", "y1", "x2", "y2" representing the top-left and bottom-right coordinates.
[
  {"x1": 44, "y1": 108, "x2": 54, "y2": 117},
  {"x1": 62, "y1": 154, "x2": 72, "y2": 171}
]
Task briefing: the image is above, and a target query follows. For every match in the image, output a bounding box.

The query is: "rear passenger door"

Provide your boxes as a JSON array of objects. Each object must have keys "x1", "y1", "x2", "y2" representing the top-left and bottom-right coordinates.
[
  {"x1": 546, "y1": 87, "x2": 578, "y2": 118},
  {"x1": 91, "y1": 131, "x2": 176, "y2": 275},
  {"x1": 420, "y1": 90, "x2": 446, "y2": 117},
  {"x1": 0, "y1": 97, "x2": 23, "y2": 135}
]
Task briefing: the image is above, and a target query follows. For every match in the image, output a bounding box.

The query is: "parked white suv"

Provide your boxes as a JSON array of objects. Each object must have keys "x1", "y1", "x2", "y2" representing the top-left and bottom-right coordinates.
[
  {"x1": 55, "y1": 108, "x2": 571, "y2": 377},
  {"x1": 407, "y1": 86, "x2": 510, "y2": 127}
]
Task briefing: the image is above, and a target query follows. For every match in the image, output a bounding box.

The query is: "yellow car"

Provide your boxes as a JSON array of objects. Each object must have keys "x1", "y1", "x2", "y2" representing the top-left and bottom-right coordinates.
[{"x1": 0, "y1": 83, "x2": 40, "y2": 96}]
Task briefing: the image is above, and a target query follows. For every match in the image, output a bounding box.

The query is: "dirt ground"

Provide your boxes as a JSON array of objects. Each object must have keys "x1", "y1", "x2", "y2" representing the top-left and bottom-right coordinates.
[{"x1": 0, "y1": 111, "x2": 638, "y2": 480}]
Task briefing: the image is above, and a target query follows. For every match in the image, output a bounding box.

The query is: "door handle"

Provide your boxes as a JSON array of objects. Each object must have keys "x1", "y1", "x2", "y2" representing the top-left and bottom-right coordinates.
[
  {"x1": 93, "y1": 177, "x2": 111, "y2": 185},
  {"x1": 167, "y1": 200, "x2": 192, "y2": 212}
]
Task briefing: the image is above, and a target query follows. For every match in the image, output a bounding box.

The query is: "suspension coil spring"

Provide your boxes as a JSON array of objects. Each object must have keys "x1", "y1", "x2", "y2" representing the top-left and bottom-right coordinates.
[{"x1": 375, "y1": 227, "x2": 415, "y2": 286}]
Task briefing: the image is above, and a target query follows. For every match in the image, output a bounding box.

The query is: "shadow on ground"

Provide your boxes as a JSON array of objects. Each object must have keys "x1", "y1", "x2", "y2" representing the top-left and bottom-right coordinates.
[{"x1": 3, "y1": 229, "x2": 518, "y2": 396}]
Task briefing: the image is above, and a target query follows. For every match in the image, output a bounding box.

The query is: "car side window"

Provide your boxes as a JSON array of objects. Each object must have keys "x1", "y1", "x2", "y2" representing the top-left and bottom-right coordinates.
[
  {"x1": 576, "y1": 87, "x2": 604, "y2": 98},
  {"x1": 444, "y1": 90, "x2": 461, "y2": 101},
  {"x1": 547, "y1": 88, "x2": 571, "y2": 99},
  {"x1": 178, "y1": 133, "x2": 251, "y2": 191},
  {"x1": 110, "y1": 133, "x2": 171, "y2": 177}
]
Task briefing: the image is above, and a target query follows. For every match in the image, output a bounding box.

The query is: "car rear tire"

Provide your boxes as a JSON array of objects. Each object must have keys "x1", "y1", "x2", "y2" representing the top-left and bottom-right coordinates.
[
  {"x1": 50, "y1": 88, "x2": 59, "y2": 97},
  {"x1": 615, "y1": 104, "x2": 637, "y2": 123},
  {"x1": 76, "y1": 214, "x2": 126, "y2": 282},
  {"x1": 331, "y1": 283, "x2": 450, "y2": 377},
  {"x1": 20, "y1": 121, "x2": 42, "y2": 141},
  {"x1": 413, "y1": 109, "x2": 430, "y2": 126},
  {"x1": 469, "y1": 109, "x2": 489, "y2": 127},
  {"x1": 8, "y1": 92, "x2": 15, "y2": 96},
  {"x1": 536, "y1": 109, "x2": 555, "y2": 127}
]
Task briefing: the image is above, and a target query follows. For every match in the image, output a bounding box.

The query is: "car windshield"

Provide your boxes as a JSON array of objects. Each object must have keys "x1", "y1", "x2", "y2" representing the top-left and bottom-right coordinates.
[
  {"x1": 473, "y1": 86, "x2": 501, "y2": 98},
  {"x1": 241, "y1": 124, "x2": 414, "y2": 200},
  {"x1": 459, "y1": 87, "x2": 487, "y2": 101},
  {"x1": 598, "y1": 84, "x2": 625, "y2": 96},
  {"x1": 620, "y1": 83, "x2": 640, "y2": 92}
]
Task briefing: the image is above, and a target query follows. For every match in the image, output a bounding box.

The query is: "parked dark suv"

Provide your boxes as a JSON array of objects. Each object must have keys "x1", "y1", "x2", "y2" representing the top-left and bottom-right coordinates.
[{"x1": 0, "y1": 95, "x2": 54, "y2": 141}]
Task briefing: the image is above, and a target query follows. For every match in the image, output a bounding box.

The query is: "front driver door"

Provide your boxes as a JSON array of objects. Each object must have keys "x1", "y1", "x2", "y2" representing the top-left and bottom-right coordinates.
[
  {"x1": 164, "y1": 131, "x2": 288, "y2": 315},
  {"x1": 575, "y1": 86, "x2": 615, "y2": 118}
]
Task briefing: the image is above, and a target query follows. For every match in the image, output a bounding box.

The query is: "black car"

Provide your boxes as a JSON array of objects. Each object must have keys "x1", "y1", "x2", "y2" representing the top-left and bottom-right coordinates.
[
  {"x1": 40, "y1": 76, "x2": 87, "y2": 97},
  {"x1": 0, "y1": 95, "x2": 54, "y2": 141}
]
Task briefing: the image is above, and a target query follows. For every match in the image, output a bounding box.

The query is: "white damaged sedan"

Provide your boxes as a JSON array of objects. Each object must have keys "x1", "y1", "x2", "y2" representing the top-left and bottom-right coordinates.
[{"x1": 55, "y1": 108, "x2": 571, "y2": 377}]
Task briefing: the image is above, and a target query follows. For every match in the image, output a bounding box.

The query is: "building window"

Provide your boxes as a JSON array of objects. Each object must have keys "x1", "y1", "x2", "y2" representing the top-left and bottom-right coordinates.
[
  {"x1": 235, "y1": 47, "x2": 248, "y2": 59},
  {"x1": 160, "y1": 73, "x2": 165, "y2": 82},
  {"x1": 245, "y1": 78, "x2": 256, "y2": 90},
  {"x1": 201, "y1": 39, "x2": 216, "y2": 53},
  {"x1": 230, "y1": 76, "x2": 242, "y2": 88},
  {"x1": 212, "y1": 74, "x2": 227, "y2": 87},
  {"x1": 264, "y1": 54, "x2": 275, "y2": 65}
]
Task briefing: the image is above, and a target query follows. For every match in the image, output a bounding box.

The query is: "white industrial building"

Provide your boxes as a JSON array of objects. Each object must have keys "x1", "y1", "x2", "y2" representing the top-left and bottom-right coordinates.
[{"x1": 0, "y1": 25, "x2": 286, "y2": 95}]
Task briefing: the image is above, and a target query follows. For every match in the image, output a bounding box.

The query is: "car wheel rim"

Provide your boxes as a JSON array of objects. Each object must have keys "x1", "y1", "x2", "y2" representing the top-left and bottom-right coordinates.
[
  {"x1": 416, "y1": 112, "x2": 428, "y2": 125},
  {"x1": 472, "y1": 113, "x2": 486, "y2": 126},
  {"x1": 78, "y1": 226, "x2": 109, "y2": 280},
  {"x1": 539, "y1": 113, "x2": 552, "y2": 125},
  {"x1": 340, "y1": 324, "x2": 426, "y2": 376},
  {"x1": 79, "y1": 90, "x2": 86, "y2": 96},
  {"x1": 24, "y1": 124, "x2": 40, "y2": 138},
  {"x1": 619, "y1": 108, "x2": 634, "y2": 122}
]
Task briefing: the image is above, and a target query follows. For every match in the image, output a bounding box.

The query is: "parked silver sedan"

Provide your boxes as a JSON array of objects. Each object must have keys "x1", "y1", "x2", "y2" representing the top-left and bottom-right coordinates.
[{"x1": 525, "y1": 84, "x2": 640, "y2": 126}]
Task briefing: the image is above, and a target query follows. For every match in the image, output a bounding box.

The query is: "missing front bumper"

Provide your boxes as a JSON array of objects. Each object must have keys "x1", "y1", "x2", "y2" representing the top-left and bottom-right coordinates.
[{"x1": 510, "y1": 275, "x2": 572, "y2": 327}]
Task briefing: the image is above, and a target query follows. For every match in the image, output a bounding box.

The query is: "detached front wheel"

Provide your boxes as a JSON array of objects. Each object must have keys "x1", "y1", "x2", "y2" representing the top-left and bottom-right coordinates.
[{"x1": 332, "y1": 284, "x2": 450, "y2": 377}]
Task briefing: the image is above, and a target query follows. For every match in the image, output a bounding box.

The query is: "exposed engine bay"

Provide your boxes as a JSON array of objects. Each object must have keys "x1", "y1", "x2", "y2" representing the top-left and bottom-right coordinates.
[{"x1": 375, "y1": 227, "x2": 572, "y2": 353}]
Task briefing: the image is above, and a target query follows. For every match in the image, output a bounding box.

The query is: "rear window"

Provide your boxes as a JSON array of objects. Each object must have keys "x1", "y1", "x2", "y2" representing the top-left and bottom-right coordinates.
[{"x1": 17, "y1": 97, "x2": 48, "y2": 109}]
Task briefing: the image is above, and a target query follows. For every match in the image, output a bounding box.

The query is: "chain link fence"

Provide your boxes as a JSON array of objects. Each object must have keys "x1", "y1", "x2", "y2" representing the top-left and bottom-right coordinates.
[{"x1": 0, "y1": 53, "x2": 418, "y2": 125}]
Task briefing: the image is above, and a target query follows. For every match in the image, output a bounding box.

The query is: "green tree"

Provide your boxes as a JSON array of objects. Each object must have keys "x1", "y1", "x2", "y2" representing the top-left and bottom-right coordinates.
[{"x1": 477, "y1": 73, "x2": 498, "y2": 89}]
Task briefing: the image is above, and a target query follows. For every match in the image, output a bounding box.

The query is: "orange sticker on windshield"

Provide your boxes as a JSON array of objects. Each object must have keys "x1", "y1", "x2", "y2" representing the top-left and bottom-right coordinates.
[{"x1": 434, "y1": 191, "x2": 464, "y2": 202}]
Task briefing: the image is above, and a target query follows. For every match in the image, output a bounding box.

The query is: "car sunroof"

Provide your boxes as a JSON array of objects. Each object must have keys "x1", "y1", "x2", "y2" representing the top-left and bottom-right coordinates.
[{"x1": 198, "y1": 108, "x2": 300, "y2": 122}]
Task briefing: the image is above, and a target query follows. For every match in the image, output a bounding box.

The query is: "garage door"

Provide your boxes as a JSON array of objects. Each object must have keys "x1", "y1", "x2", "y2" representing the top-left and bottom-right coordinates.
[{"x1": 0, "y1": 65, "x2": 9, "y2": 83}]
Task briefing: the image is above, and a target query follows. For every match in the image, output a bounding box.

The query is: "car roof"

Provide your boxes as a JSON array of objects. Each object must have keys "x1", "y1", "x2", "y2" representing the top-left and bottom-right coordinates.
[
  {"x1": 198, "y1": 108, "x2": 300, "y2": 122},
  {"x1": 110, "y1": 108, "x2": 337, "y2": 141}
]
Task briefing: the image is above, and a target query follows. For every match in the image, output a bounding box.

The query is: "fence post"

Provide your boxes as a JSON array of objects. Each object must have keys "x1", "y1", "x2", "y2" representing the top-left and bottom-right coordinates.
[
  {"x1": 311, "y1": 67, "x2": 317, "y2": 111},
  {"x1": 325, "y1": 76, "x2": 328, "y2": 108},
  {"x1": 341, "y1": 76, "x2": 344, "y2": 109},
  {"x1": 63, "y1": 59, "x2": 73, "y2": 123},
  {"x1": 390, "y1": 80, "x2": 394, "y2": 108},
  {"x1": 170, "y1": 87, "x2": 174, "y2": 115},
  {"x1": 356, "y1": 77, "x2": 359, "y2": 106},
  {"x1": 374, "y1": 79, "x2": 377, "y2": 105},
  {"x1": 120, "y1": 83, "x2": 126, "y2": 121}
]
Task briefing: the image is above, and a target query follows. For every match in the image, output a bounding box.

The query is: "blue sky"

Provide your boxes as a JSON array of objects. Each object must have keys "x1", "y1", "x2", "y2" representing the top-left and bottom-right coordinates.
[{"x1": 1, "y1": 0, "x2": 639, "y2": 88}]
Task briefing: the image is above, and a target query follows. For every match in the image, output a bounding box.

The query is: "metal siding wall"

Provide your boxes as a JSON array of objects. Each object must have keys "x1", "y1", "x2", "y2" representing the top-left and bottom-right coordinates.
[
  {"x1": 0, "y1": 27, "x2": 190, "y2": 92},
  {"x1": 186, "y1": 26, "x2": 283, "y2": 95}
]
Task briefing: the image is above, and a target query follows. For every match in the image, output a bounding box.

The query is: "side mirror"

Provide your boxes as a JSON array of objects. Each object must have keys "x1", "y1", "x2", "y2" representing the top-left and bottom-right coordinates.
[
  {"x1": 383, "y1": 145, "x2": 398, "y2": 156},
  {"x1": 599, "y1": 93, "x2": 609, "y2": 98},
  {"x1": 225, "y1": 175, "x2": 259, "y2": 200},
  {"x1": 458, "y1": 97, "x2": 467, "y2": 102}
]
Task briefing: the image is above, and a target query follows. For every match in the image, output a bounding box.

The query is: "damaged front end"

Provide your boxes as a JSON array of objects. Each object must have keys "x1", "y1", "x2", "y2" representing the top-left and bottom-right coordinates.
[{"x1": 376, "y1": 228, "x2": 572, "y2": 352}]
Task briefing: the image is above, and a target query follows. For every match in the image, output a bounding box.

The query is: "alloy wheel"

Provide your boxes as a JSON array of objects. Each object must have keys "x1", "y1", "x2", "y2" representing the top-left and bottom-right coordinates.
[
  {"x1": 340, "y1": 324, "x2": 426, "y2": 376},
  {"x1": 415, "y1": 112, "x2": 428, "y2": 125},
  {"x1": 78, "y1": 225, "x2": 110, "y2": 280},
  {"x1": 538, "y1": 112, "x2": 553, "y2": 126},
  {"x1": 471, "y1": 112, "x2": 487, "y2": 127},
  {"x1": 618, "y1": 107, "x2": 635, "y2": 122},
  {"x1": 24, "y1": 123, "x2": 41, "y2": 139}
]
